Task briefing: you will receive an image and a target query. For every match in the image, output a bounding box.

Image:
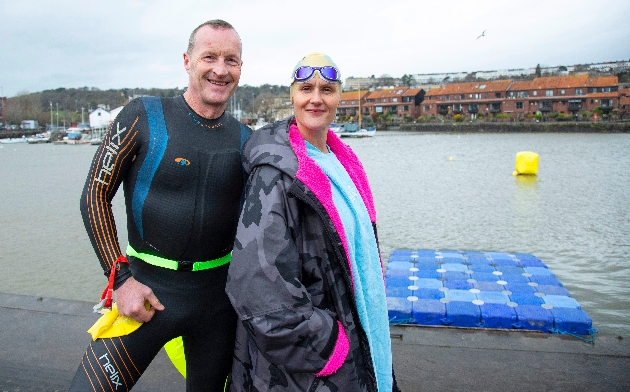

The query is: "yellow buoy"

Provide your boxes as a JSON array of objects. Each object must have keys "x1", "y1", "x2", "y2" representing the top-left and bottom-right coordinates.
[{"x1": 515, "y1": 151, "x2": 538, "y2": 175}]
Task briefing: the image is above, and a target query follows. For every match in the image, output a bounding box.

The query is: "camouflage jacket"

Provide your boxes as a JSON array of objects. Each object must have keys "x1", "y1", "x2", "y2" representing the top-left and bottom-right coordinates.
[{"x1": 226, "y1": 118, "x2": 396, "y2": 391}]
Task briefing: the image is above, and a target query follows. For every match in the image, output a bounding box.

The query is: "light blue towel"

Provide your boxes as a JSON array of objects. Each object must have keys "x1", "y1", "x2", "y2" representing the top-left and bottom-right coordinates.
[{"x1": 306, "y1": 141, "x2": 392, "y2": 392}]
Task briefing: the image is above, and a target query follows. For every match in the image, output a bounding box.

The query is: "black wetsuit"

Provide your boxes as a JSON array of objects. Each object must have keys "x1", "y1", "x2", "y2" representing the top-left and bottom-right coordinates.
[{"x1": 70, "y1": 96, "x2": 251, "y2": 391}]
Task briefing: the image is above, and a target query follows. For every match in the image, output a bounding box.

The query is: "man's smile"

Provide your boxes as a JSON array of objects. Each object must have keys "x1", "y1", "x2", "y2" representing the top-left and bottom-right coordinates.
[{"x1": 207, "y1": 79, "x2": 229, "y2": 86}]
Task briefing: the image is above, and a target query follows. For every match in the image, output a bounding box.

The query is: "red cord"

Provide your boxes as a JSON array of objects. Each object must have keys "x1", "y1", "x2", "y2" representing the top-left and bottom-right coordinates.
[{"x1": 99, "y1": 255, "x2": 129, "y2": 309}]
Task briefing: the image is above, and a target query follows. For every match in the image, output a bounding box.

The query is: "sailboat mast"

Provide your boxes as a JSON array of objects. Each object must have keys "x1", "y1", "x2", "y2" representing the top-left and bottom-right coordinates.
[{"x1": 358, "y1": 81, "x2": 362, "y2": 127}]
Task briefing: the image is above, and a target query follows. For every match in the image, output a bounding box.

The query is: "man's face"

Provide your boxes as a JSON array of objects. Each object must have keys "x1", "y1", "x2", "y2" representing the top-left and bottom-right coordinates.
[{"x1": 184, "y1": 26, "x2": 242, "y2": 113}]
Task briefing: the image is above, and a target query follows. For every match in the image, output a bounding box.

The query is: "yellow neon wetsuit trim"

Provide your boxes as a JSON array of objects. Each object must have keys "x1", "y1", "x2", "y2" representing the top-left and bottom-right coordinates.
[{"x1": 126, "y1": 244, "x2": 231, "y2": 271}]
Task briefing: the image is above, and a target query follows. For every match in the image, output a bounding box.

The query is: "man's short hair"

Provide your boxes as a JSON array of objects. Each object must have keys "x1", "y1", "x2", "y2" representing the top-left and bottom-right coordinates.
[{"x1": 187, "y1": 19, "x2": 236, "y2": 54}]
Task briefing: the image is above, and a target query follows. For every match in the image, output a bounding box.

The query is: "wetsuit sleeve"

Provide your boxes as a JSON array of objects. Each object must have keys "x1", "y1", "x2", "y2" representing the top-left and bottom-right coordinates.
[
  {"x1": 79, "y1": 100, "x2": 144, "y2": 285},
  {"x1": 226, "y1": 165, "x2": 344, "y2": 375}
]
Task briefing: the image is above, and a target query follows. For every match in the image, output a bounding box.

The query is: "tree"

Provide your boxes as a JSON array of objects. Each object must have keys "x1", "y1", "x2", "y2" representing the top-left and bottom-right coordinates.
[
  {"x1": 370, "y1": 112, "x2": 380, "y2": 124},
  {"x1": 401, "y1": 74, "x2": 414, "y2": 87},
  {"x1": 378, "y1": 74, "x2": 395, "y2": 87},
  {"x1": 5, "y1": 91, "x2": 46, "y2": 125},
  {"x1": 535, "y1": 64, "x2": 542, "y2": 77}
]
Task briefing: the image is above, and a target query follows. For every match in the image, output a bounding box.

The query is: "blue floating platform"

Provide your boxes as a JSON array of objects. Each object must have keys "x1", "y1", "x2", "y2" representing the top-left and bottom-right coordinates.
[{"x1": 386, "y1": 250, "x2": 595, "y2": 337}]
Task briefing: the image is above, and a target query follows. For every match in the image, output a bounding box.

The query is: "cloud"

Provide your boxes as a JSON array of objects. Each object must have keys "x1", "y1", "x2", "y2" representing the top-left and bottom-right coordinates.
[{"x1": 1, "y1": 0, "x2": 628, "y2": 97}]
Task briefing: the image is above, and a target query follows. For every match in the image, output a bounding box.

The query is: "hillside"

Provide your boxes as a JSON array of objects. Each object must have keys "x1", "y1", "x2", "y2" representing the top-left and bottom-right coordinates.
[{"x1": 3, "y1": 84, "x2": 290, "y2": 128}]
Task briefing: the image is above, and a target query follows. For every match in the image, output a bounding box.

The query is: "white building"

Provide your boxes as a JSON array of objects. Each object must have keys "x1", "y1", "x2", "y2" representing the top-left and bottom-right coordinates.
[
  {"x1": 110, "y1": 106, "x2": 125, "y2": 123},
  {"x1": 89, "y1": 107, "x2": 111, "y2": 129},
  {"x1": 411, "y1": 72, "x2": 468, "y2": 84}
]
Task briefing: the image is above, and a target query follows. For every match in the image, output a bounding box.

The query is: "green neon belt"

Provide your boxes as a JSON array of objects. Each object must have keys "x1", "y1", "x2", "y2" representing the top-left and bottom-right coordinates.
[{"x1": 126, "y1": 244, "x2": 231, "y2": 271}]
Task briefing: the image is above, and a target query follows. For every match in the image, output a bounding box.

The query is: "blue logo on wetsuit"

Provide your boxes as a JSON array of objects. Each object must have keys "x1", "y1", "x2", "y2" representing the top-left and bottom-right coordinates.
[{"x1": 175, "y1": 157, "x2": 191, "y2": 166}]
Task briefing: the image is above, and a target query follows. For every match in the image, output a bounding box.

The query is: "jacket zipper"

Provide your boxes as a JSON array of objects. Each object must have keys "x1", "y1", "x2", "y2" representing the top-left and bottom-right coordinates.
[{"x1": 290, "y1": 182, "x2": 379, "y2": 392}]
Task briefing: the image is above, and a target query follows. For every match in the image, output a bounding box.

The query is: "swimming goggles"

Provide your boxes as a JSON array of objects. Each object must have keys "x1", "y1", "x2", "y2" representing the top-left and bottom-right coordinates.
[{"x1": 293, "y1": 66, "x2": 341, "y2": 83}]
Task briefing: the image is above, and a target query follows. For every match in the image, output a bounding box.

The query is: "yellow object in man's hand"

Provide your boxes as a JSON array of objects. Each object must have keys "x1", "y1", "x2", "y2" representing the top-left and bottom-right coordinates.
[{"x1": 87, "y1": 302, "x2": 146, "y2": 340}]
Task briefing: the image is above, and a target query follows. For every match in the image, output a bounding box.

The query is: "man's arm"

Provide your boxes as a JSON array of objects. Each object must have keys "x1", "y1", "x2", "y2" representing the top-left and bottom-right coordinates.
[{"x1": 79, "y1": 99, "x2": 164, "y2": 321}]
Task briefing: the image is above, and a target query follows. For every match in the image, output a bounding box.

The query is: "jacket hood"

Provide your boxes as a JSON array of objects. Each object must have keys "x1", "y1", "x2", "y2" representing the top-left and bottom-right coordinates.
[
  {"x1": 242, "y1": 116, "x2": 298, "y2": 178},
  {"x1": 242, "y1": 116, "x2": 377, "y2": 225}
]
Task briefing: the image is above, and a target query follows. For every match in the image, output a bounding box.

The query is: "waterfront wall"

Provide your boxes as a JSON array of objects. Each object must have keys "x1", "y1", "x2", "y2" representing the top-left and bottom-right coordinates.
[{"x1": 396, "y1": 122, "x2": 630, "y2": 133}]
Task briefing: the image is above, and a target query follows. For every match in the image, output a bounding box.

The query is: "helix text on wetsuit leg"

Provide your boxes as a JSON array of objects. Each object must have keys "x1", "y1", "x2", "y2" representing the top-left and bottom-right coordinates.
[{"x1": 98, "y1": 353, "x2": 123, "y2": 389}]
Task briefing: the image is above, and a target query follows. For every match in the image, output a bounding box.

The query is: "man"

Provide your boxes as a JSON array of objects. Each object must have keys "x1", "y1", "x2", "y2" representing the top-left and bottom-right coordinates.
[{"x1": 69, "y1": 19, "x2": 250, "y2": 391}]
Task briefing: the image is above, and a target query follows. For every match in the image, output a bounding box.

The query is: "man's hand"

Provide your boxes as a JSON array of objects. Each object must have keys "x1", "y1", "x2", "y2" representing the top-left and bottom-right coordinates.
[{"x1": 114, "y1": 277, "x2": 165, "y2": 323}]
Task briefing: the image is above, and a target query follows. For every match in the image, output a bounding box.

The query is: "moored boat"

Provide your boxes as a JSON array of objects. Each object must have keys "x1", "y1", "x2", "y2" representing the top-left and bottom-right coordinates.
[
  {"x1": 0, "y1": 137, "x2": 27, "y2": 144},
  {"x1": 339, "y1": 125, "x2": 376, "y2": 138},
  {"x1": 26, "y1": 132, "x2": 51, "y2": 144}
]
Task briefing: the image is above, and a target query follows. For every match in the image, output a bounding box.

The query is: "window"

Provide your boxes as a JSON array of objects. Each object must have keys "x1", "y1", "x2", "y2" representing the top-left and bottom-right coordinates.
[
  {"x1": 509, "y1": 91, "x2": 528, "y2": 98},
  {"x1": 533, "y1": 91, "x2": 538, "y2": 96},
  {"x1": 475, "y1": 93, "x2": 481, "y2": 99},
  {"x1": 484, "y1": 93, "x2": 489, "y2": 98},
  {"x1": 392, "y1": 98, "x2": 398, "y2": 102},
  {"x1": 495, "y1": 93, "x2": 501, "y2": 98},
  {"x1": 561, "y1": 89, "x2": 565, "y2": 94},
  {"x1": 446, "y1": 96, "x2": 450, "y2": 101},
  {"x1": 575, "y1": 88, "x2": 583, "y2": 95},
  {"x1": 601, "y1": 99, "x2": 613, "y2": 106},
  {"x1": 516, "y1": 102, "x2": 524, "y2": 109},
  {"x1": 403, "y1": 105, "x2": 409, "y2": 111},
  {"x1": 546, "y1": 90, "x2": 553, "y2": 97}
]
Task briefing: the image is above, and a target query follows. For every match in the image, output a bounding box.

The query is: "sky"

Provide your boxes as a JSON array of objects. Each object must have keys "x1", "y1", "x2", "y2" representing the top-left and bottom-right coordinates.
[{"x1": 1, "y1": 0, "x2": 629, "y2": 97}]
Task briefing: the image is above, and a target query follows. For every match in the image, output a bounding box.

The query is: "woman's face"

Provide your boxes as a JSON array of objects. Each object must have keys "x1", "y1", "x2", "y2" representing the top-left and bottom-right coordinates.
[{"x1": 292, "y1": 76, "x2": 340, "y2": 134}]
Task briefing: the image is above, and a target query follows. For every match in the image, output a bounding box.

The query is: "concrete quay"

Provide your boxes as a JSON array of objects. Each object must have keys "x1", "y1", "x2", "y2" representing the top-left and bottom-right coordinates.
[{"x1": 1, "y1": 292, "x2": 628, "y2": 392}]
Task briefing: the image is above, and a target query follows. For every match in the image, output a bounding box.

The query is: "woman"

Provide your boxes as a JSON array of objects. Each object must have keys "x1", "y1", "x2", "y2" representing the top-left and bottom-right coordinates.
[{"x1": 226, "y1": 53, "x2": 398, "y2": 392}]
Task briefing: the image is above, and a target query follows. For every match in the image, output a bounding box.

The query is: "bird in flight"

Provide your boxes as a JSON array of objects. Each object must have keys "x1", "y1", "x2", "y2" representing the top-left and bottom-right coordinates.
[{"x1": 477, "y1": 30, "x2": 486, "y2": 40}]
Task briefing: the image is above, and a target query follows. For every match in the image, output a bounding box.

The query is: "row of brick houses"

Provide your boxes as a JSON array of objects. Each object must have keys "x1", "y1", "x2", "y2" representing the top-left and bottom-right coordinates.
[
  {"x1": 337, "y1": 75, "x2": 628, "y2": 121},
  {"x1": 422, "y1": 75, "x2": 623, "y2": 119},
  {"x1": 337, "y1": 88, "x2": 426, "y2": 119}
]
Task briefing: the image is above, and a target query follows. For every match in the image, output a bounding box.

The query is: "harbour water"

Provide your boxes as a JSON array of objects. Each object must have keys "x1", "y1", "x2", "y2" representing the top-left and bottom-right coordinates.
[{"x1": 0, "y1": 132, "x2": 628, "y2": 337}]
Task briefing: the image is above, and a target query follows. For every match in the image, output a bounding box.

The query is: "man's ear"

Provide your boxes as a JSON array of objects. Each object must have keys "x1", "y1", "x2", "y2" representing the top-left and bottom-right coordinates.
[{"x1": 183, "y1": 52, "x2": 190, "y2": 73}]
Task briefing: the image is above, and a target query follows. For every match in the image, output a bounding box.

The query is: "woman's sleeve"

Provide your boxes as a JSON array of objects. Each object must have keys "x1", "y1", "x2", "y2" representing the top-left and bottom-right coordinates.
[{"x1": 226, "y1": 164, "x2": 349, "y2": 375}]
